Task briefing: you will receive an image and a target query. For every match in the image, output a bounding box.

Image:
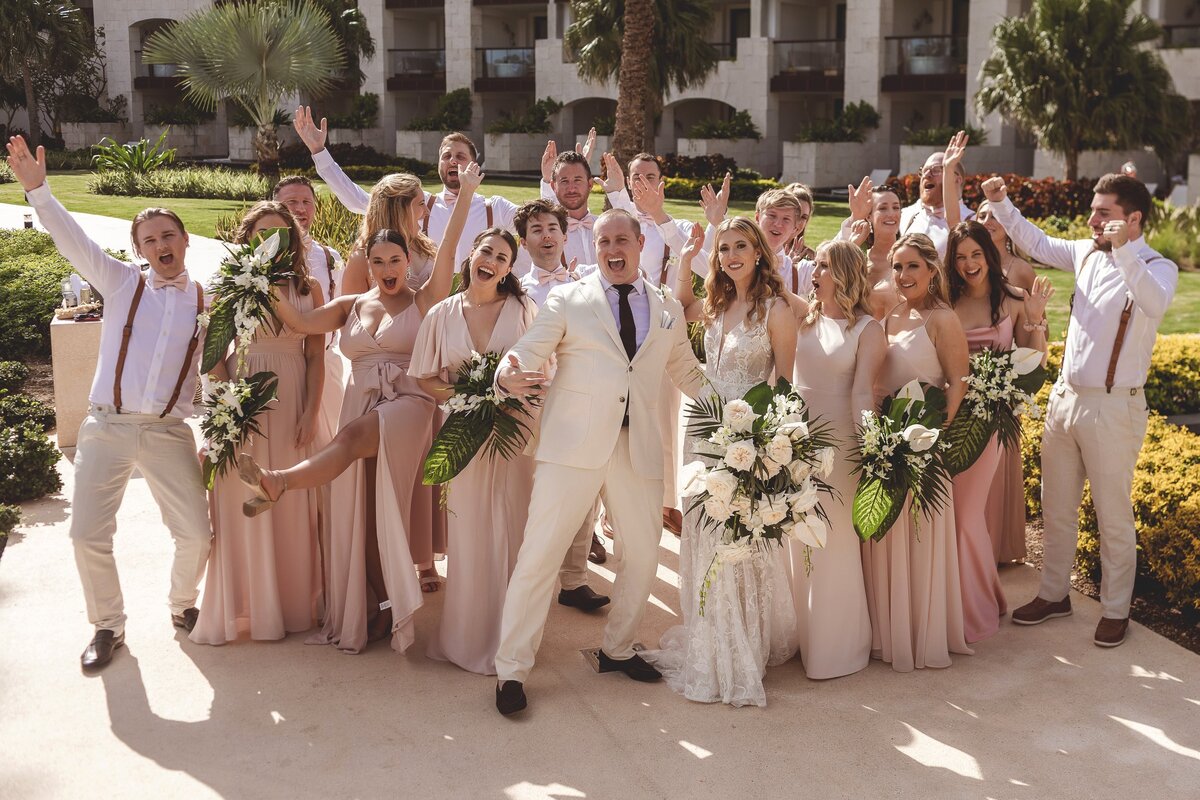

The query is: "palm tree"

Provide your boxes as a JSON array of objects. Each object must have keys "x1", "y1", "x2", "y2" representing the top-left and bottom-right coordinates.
[
  {"x1": 0, "y1": 0, "x2": 92, "y2": 148},
  {"x1": 977, "y1": 0, "x2": 1192, "y2": 181},
  {"x1": 307, "y1": 0, "x2": 376, "y2": 89},
  {"x1": 566, "y1": 0, "x2": 720, "y2": 163},
  {"x1": 143, "y1": 0, "x2": 345, "y2": 175}
]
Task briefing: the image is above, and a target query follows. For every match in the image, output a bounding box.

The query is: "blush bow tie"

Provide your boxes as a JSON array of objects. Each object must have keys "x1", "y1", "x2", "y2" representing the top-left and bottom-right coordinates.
[
  {"x1": 151, "y1": 271, "x2": 189, "y2": 291},
  {"x1": 567, "y1": 216, "x2": 595, "y2": 233},
  {"x1": 535, "y1": 266, "x2": 572, "y2": 284}
]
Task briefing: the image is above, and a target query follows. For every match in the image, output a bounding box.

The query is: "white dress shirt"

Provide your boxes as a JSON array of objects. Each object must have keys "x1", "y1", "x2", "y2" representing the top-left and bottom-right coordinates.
[
  {"x1": 306, "y1": 237, "x2": 343, "y2": 300},
  {"x1": 311, "y1": 148, "x2": 526, "y2": 276},
  {"x1": 991, "y1": 197, "x2": 1177, "y2": 388},
  {"x1": 899, "y1": 200, "x2": 975, "y2": 258},
  {"x1": 28, "y1": 183, "x2": 206, "y2": 418},
  {"x1": 598, "y1": 274, "x2": 650, "y2": 350}
]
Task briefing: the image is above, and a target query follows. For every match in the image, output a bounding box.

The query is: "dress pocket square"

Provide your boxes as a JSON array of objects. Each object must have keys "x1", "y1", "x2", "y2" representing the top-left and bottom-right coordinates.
[{"x1": 660, "y1": 311, "x2": 675, "y2": 330}]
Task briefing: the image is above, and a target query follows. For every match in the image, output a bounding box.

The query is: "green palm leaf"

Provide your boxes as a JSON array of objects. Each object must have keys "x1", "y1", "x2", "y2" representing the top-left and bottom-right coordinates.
[
  {"x1": 486, "y1": 408, "x2": 532, "y2": 462},
  {"x1": 1014, "y1": 364, "x2": 1048, "y2": 396},
  {"x1": 423, "y1": 412, "x2": 492, "y2": 485},
  {"x1": 200, "y1": 300, "x2": 235, "y2": 373},
  {"x1": 853, "y1": 477, "x2": 907, "y2": 542}
]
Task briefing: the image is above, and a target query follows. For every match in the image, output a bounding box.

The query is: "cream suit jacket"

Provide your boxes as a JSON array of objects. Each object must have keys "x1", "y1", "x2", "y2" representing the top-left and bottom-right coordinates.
[{"x1": 504, "y1": 273, "x2": 705, "y2": 477}]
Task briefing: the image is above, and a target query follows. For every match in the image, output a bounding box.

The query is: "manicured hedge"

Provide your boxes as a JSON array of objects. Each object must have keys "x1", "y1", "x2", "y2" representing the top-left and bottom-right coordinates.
[
  {"x1": 0, "y1": 231, "x2": 76, "y2": 359},
  {"x1": 663, "y1": 176, "x2": 781, "y2": 202},
  {"x1": 88, "y1": 167, "x2": 270, "y2": 201}
]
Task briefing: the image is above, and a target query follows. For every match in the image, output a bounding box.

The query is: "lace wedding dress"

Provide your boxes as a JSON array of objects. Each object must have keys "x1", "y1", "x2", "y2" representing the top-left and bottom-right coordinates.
[{"x1": 644, "y1": 302, "x2": 797, "y2": 707}]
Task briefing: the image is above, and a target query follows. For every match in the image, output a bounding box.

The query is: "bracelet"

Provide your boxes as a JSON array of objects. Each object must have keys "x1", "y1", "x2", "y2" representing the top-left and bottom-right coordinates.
[{"x1": 1023, "y1": 318, "x2": 1048, "y2": 332}]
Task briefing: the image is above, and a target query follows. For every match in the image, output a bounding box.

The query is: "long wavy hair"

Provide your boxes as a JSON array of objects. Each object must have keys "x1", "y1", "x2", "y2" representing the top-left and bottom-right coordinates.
[
  {"x1": 946, "y1": 221, "x2": 1023, "y2": 326},
  {"x1": 702, "y1": 216, "x2": 784, "y2": 323},
  {"x1": 234, "y1": 201, "x2": 310, "y2": 296},
  {"x1": 804, "y1": 240, "x2": 873, "y2": 329},
  {"x1": 459, "y1": 227, "x2": 525, "y2": 298},
  {"x1": 355, "y1": 173, "x2": 437, "y2": 264},
  {"x1": 888, "y1": 233, "x2": 949, "y2": 308}
]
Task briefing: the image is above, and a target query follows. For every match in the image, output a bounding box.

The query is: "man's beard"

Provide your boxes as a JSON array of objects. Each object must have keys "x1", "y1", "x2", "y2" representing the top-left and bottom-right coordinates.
[{"x1": 1093, "y1": 234, "x2": 1113, "y2": 252}]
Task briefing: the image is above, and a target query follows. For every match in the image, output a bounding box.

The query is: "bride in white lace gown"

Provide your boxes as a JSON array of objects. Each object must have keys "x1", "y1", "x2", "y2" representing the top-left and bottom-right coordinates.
[{"x1": 644, "y1": 217, "x2": 800, "y2": 707}]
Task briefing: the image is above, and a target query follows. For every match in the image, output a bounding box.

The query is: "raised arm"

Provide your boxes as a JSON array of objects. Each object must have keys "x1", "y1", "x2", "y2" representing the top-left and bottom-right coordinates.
[
  {"x1": 273, "y1": 287, "x2": 356, "y2": 335},
  {"x1": 415, "y1": 161, "x2": 482, "y2": 314},
  {"x1": 673, "y1": 223, "x2": 707, "y2": 322},
  {"x1": 942, "y1": 131, "x2": 968, "y2": 229},
  {"x1": 982, "y1": 177, "x2": 1080, "y2": 272},
  {"x1": 1106, "y1": 222, "x2": 1178, "y2": 320},
  {"x1": 597, "y1": 152, "x2": 633, "y2": 212},
  {"x1": 295, "y1": 106, "x2": 370, "y2": 215},
  {"x1": 8, "y1": 137, "x2": 138, "y2": 297},
  {"x1": 836, "y1": 175, "x2": 875, "y2": 242}
]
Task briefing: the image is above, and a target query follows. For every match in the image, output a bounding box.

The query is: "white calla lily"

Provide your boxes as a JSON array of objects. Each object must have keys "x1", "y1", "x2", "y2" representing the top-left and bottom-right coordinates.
[
  {"x1": 896, "y1": 379, "x2": 925, "y2": 403},
  {"x1": 902, "y1": 423, "x2": 940, "y2": 452},
  {"x1": 255, "y1": 230, "x2": 282, "y2": 260},
  {"x1": 678, "y1": 460, "x2": 708, "y2": 497},
  {"x1": 1010, "y1": 346, "x2": 1043, "y2": 376}
]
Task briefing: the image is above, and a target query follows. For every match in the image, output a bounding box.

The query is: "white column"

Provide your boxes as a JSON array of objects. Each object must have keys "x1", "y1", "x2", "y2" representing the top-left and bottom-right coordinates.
[
  {"x1": 965, "y1": 0, "x2": 1022, "y2": 145},
  {"x1": 843, "y1": 0, "x2": 893, "y2": 161},
  {"x1": 361, "y1": 0, "x2": 393, "y2": 152}
]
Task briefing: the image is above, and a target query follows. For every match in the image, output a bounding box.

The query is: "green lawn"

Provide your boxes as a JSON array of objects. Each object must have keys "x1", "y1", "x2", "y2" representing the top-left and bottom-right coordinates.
[{"x1": 5, "y1": 171, "x2": 1196, "y2": 334}]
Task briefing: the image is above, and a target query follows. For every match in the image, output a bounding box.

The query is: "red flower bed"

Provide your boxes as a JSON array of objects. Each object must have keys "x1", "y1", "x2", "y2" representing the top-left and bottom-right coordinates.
[{"x1": 883, "y1": 173, "x2": 1094, "y2": 219}]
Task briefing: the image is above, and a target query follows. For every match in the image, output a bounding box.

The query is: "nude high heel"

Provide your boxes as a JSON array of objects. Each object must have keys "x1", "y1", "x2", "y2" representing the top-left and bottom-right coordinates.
[{"x1": 236, "y1": 452, "x2": 286, "y2": 517}]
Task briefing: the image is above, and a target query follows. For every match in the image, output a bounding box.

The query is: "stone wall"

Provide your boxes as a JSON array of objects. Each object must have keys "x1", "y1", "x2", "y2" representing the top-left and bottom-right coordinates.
[
  {"x1": 898, "y1": 144, "x2": 1033, "y2": 177},
  {"x1": 142, "y1": 123, "x2": 228, "y2": 159},
  {"x1": 1032, "y1": 148, "x2": 1164, "y2": 183},
  {"x1": 395, "y1": 130, "x2": 452, "y2": 163},
  {"x1": 483, "y1": 133, "x2": 544, "y2": 172},
  {"x1": 61, "y1": 123, "x2": 131, "y2": 151},
  {"x1": 678, "y1": 138, "x2": 778, "y2": 178}
]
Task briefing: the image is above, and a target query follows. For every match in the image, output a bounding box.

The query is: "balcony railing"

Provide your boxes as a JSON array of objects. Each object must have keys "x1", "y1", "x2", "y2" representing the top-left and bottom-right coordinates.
[
  {"x1": 478, "y1": 47, "x2": 534, "y2": 78},
  {"x1": 1162, "y1": 24, "x2": 1200, "y2": 48},
  {"x1": 882, "y1": 35, "x2": 966, "y2": 92},
  {"x1": 133, "y1": 51, "x2": 178, "y2": 80},
  {"x1": 709, "y1": 41, "x2": 736, "y2": 61},
  {"x1": 387, "y1": 48, "x2": 446, "y2": 91},
  {"x1": 771, "y1": 39, "x2": 844, "y2": 92}
]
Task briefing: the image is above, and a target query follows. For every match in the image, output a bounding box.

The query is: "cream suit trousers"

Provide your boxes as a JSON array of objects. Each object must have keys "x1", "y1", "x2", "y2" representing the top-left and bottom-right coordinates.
[
  {"x1": 495, "y1": 429, "x2": 663, "y2": 682},
  {"x1": 70, "y1": 408, "x2": 212, "y2": 634},
  {"x1": 558, "y1": 499, "x2": 600, "y2": 592},
  {"x1": 1039, "y1": 383, "x2": 1149, "y2": 619}
]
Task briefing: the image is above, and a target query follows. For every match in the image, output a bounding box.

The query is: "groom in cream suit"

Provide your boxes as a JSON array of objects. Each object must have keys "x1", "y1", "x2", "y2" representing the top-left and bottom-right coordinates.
[{"x1": 493, "y1": 209, "x2": 705, "y2": 715}]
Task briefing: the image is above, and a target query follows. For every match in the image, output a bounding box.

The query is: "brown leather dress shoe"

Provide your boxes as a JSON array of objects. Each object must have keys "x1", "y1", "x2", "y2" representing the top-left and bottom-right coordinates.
[
  {"x1": 1094, "y1": 617, "x2": 1129, "y2": 648},
  {"x1": 172, "y1": 607, "x2": 199, "y2": 632},
  {"x1": 81, "y1": 630, "x2": 124, "y2": 671},
  {"x1": 662, "y1": 508, "x2": 683, "y2": 536},
  {"x1": 588, "y1": 533, "x2": 608, "y2": 564},
  {"x1": 1011, "y1": 595, "x2": 1072, "y2": 625}
]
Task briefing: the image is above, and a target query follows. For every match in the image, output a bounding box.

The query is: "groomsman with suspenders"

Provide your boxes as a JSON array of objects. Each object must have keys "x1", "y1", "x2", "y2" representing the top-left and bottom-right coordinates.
[
  {"x1": 982, "y1": 174, "x2": 1178, "y2": 647},
  {"x1": 6, "y1": 136, "x2": 212, "y2": 670}
]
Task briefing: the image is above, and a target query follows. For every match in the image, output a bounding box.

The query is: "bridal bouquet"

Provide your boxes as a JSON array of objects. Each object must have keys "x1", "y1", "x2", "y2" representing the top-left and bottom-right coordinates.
[
  {"x1": 940, "y1": 347, "x2": 1047, "y2": 474},
  {"x1": 851, "y1": 380, "x2": 952, "y2": 542},
  {"x1": 422, "y1": 350, "x2": 533, "y2": 485},
  {"x1": 199, "y1": 372, "x2": 279, "y2": 489},
  {"x1": 679, "y1": 378, "x2": 837, "y2": 614},
  {"x1": 199, "y1": 229, "x2": 297, "y2": 375}
]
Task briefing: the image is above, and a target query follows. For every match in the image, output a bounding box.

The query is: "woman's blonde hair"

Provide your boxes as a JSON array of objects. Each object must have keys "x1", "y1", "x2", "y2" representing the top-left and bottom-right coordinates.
[
  {"x1": 804, "y1": 240, "x2": 873, "y2": 328},
  {"x1": 888, "y1": 233, "x2": 949, "y2": 308},
  {"x1": 702, "y1": 216, "x2": 784, "y2": 323},
  {"x1": 234, "y1": 201, "x2": 310, "y2": 295},
  {"x1": 355, "y1": 173, "x2": 437, "y2": 263}
]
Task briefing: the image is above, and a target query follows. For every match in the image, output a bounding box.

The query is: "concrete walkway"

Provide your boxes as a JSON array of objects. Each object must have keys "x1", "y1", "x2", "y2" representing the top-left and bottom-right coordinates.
[{"x1": 3, "y1": 441, "x2": 1199, "y2": 800}]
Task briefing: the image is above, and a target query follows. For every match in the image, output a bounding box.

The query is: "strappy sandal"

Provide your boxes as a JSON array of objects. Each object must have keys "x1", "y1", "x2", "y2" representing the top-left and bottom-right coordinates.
[
  {"x1": 419, "y1": 571, "x2": 444, "y2": 593},
  {"x1": 237, "y1": 453, "x2": 286, "y2": 517}
]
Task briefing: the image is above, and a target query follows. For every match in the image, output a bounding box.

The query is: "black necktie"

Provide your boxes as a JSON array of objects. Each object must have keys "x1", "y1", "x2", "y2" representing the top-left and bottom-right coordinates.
[{"x1": 614, "y1": 283, "x2": 637, "y2": 361}]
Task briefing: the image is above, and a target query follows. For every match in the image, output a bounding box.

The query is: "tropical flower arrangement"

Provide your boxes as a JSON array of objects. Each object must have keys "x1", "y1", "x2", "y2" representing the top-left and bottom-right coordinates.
[
  {"x1": 851, "y1": 380, "x2": 952, "y2": 542},
  {"x1": 422, "y1": 350, "x2": 533, "y2": 485},
  {"x1": 679, "y1": 378, "x2": 837, "y2": 614},
  {"x1": 940, "y1": 347, "x2": 1048, "y2": 474},
  {"x1": 199, "y1": 372, "x2": 279, "y2": 490}
]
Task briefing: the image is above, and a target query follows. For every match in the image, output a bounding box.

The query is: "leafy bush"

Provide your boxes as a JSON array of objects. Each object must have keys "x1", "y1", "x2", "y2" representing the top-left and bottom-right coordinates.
[
  {"x1": 145, "y1": 102, "x2": 215, "y2": 127},
  {"x1": 405, "y1": 88, "x2": 472, "y2": 132},
  {"x1": 327, "y1": 93, "x2": 379, "y2": 130},
  {"x1": 61, "y1": 94, "x2": 128, "y2": 124},
  {"x1": 0, "y1": 421, "x2": 62, "y2": 504},
  {"x1": 88, "y1": 167, "x2": 269, "y2": 200},
  {"x1": 0, "y1": 232, "x2": 76, "y2": 359},
  {"x1": 1147, "y1": 201, "x2": 1200, "y2": 271},
  {"x1": 0, "y1": 504, "x2": 19, "y2": 536},
  {"x1": 91, "y1": 131, "x2": 176, "y2": 174},
  {"x1": 663, "y1": 176, "x2": 781, "y2": 201},
  {"x1": 902, "y1": 124, "x2": 989, "y2": 147},
  {"x1": 0, "y1": 362, "x2": 29, "y2": 394},
  {"x1": 686, "y1": 110, "x2": 761, "y2": 141},
  {"x1": 217, "y1": 192, "x2": 359, "y2": 255},
  {"x1": 656, "y1": 153, "x2": 739, "y2": 179},
  {"x1": 592, "y1": 115, "x2": 615, "y2": 136},
  {"x1": 228, "y1": 105, "x2": 292, "y2": 130},
  {"x1": 276, "y1": 142, "x2": 422, "y2": 170},
  {"x1": 796, "y1": 101, "x2": 881, "y2": 143},
  {"x1": 485, "y1": 98, "x2": 563, "y2": 135},
  {"x1": 0, "y1": 161, "x2": 12, "y2": 184},
  {"x1": 0, "y1": 394, "x2": 54, "y2": 431},
  {"x1": 1031, "y1": 214, "x2": 1092, "y2": 241},
  {"x1": 884, "y1": 173, "x2": 1094, "y2": 219},
  {"x1": 43, "y1": 149, "x2": 94, "y2": 171}
]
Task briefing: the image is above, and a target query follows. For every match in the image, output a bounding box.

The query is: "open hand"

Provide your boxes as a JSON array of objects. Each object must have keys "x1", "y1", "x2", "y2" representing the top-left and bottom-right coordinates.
[
  {"x1": 498, "y1": 353, "x2": 547, "y2": 402},
  {"x1": 981, "y1": 176, "x2": 1007, "y2": 203},
  {"x1": 849, "y1": 218, "x2": 870, "y2": 247},
  {"x1": 296, "y1": 409, "x2": 318, "y2": 448},
  {"x1": 631, "y1": 178, "x2": 666, "y2": 219},
  {"x1": 595, "y1": 152, "x2": 625, "y2": 194},
  {"x1": 699, "y1": 171, "x2": 732, "y2": 227},
  {"x1": 848, "y1": 175, "x2": 873, "y2": 220},
  {"x1": 680, "y1": 222, "x2": 705, "y2": 264},
  {"x1": 293, "y1": 106, "x2": 328, "y2": 155},
  {"x1": 458, "y1": 161, "x2": 484, "y2": 194},
  {"x1": 540, "y1": 139, "x2": 558, "y2": 183},
  {"x1": 943, "y1": 130, "x2": 968, "y2": 175},
  {"x1": 1023, "y1": 275, "x2": 1054, "y2": 324},
  {"x1": 5, "y1": 136, "x2": 46, "y2": 192},
  {"x1": 576, "y1": 127, "x2": 597, "y2": 163}
]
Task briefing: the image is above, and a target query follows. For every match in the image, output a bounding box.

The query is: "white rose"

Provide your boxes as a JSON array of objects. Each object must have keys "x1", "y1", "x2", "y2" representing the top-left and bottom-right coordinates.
[
  {"x1": 766, "y1": 433, "x2": 793, "y2": 464},
  {"x1": 729, "y1": 494, "x2": 751, "y2": 515},
  {"x1": 722, "y1": 399, "x2": 757, "y2": 433},
  {"x1": 896, "y1": 379, "x2": 925, "y2": 403},
  {"x1": 787, "y1": 458, "x2": 811, "y2": 484},
  {"x1": 817, "y1": 446, "x2": 836, "y2": 479},
  {"x1": 756, "y1": 456, "x2": 783, "y2": 479},
  {"x1": 678, "y1": 460, "x2": 708, "y2": 497},
  {"x1": 902, "y1": 424, "x2": 940, "y2": 453},
  {"x1": 759, "y1": 495, "x2": 789, "y2": 526},
  {"x1": 1010, "y1": 347, "x2": 1043, "y2": 376},
  {"x1": 704, "y1": 469, "x2": 738, "y2": 501},
  {"x1": 723, "y1": 439, "x2": 757, "y2": 472},
  {"x1": 703, "y1": 495, "x2": 733, "y2": 522}
]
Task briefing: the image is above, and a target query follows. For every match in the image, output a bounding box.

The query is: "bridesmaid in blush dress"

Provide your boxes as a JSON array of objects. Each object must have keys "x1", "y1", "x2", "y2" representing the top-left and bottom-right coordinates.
[
  {"x1": 192, "y1": 202, "x2": 325, "y2": 645},
  {"x1": 232, "y1": 163, "x2": 484, "y2": 652},
  {"x1": 409, "y1": 227, "x2": 537, "y2": 675},
  {"x1": 787, "y1": 240, "x2": 887, "y2": 679},
  {"x1": 863, "y1": 233, "x2": 972, "y2": 672},
  {"x1": 944, "y1": 220, "x2": 1051, "y2": 643}
]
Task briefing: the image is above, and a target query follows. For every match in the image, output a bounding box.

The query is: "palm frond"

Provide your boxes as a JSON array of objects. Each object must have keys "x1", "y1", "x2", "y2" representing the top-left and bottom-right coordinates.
[{"x1": 423, "y1": 411, "x2": 492, "y2": 485}]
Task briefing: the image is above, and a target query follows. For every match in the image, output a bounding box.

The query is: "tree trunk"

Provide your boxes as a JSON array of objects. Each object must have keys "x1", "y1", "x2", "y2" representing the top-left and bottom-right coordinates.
[
  {"x1": 21, "y1": 62, "x2": 41, "y2": 149},
  {"x1": 1064, "y1": 148, "x2": 1078, "y2": 182},
  {"x1": 612, "y1": 0, "x2": 654, "y2": 167},
  {"x1": 254, "y1": 123, "x2": 280, "y2": 178}
]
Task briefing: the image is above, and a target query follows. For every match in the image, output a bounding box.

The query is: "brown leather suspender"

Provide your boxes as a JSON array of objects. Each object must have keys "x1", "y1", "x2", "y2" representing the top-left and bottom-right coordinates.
[
  {"x1": 421, "y1": 194, "x2": 493, "y2": 231},
  {"x1": 485, "y1": 197, "x2": 493, "y2": 228},
  {"x1": 318, "y1": 244, "x2": 337, "y2": 300},
  {"x1": 1106, "y1": 298, "x2": 1135, "y2": 393},
  {"x1": 660, "y1": 248, "x2": 670, "y2": 287},
  {"x1": 112, "y1": 278, "x2": 204, "y2": 416}
]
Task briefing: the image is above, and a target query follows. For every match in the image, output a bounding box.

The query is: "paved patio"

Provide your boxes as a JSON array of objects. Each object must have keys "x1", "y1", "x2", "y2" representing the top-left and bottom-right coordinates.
[{"x1": 2, "y1": 435, "x2": 1199, "y2": 800}]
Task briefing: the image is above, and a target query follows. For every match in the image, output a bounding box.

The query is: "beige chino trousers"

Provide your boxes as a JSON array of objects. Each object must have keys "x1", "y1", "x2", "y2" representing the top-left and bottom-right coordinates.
[{"x1": 70, "y1": 407, "x2": 212, "y2": 634}]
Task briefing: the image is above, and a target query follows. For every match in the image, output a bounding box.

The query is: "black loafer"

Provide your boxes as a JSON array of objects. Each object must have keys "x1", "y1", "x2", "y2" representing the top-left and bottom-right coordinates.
[
  {"x1": 558, "y1": 585, "x2": 610, "y2": 612},
  {"x1": 597, "y1": 650, "x2": 662, "y2": 682},
  {"x1": 496, "y1": 680, "x2": 527, "y2": 716},
  {"x1": 172, "y1": 607, "x2": 199, "y2": 632},
  {"x1": 81, "y1": 630, "x2": 124, "y2": 671}
]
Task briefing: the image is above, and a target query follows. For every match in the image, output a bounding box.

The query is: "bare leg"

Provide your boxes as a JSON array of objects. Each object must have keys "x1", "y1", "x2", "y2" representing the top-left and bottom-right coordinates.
[{"x1": 256, "y1": 412, "x2": 381, "y2": 498}]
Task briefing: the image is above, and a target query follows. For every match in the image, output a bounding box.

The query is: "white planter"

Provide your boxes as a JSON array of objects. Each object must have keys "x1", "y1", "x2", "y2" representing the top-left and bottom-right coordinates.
[
  {"x1": 898, "y1": 144, "x2": 1032, "y2": 177},
  {"x1": 677, "y1": 137, "x2": 778, "y2": 178},
  {"x1": 396, "y1": 130, "x2": 452, "y2": 163},
  {"x1": 1032, "y1": 147, "x2": 1162, "y2": 183},
  {"x1": 782, "y1": 141, "x2": 889, "y2": 189},
  {"x1": 142, "y1": 123, "x2": 228, "y2": 159},
  {"x1": 483, "y1": 132, "x2": 545, "y2": 172},
  {"x1": 327, "y1": 127, "x2": 385, "y2": 151},
  {"x1": 61, "y1": 122, "x2": 130, "y2": 151}
]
